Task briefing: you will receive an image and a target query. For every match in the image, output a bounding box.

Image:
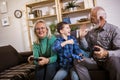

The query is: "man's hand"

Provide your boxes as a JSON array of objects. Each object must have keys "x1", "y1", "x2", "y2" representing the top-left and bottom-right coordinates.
[
  {"x1": 79, "y1": 24, "x2": 88, "y2": 39},
  {"x1": 93, "y1": 46, "x2": 108, "y2": 59}
]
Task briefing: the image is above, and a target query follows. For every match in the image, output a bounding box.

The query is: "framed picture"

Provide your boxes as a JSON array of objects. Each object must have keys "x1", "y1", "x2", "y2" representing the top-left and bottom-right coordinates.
[
  {"x1": 0, "y1": 1, "x2": 7, "y2": 13},
  {"x1": 1, "y1": 17, "x2": 10, "y2": 26}
]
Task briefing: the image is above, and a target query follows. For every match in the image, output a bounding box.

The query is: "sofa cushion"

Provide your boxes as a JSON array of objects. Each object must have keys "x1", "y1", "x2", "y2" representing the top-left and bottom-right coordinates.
[
  {"x1": 0, "y1": 45, "x2": 23, "y2": 72},
  {"x1": 89, "y1": 70, "x2": 109, "y2": 80}
]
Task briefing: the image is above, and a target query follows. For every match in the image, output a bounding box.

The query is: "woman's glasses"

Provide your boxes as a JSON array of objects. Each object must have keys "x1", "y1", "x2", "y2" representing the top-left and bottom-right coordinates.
[{"x1": 35, "y1": 27, "x2": 46, "y2": 31}]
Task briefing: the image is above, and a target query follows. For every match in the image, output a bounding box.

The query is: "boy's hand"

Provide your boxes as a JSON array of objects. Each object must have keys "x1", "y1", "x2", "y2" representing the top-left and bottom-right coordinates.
[
  {"x1": 61, "y1": 39, "x2": 74, "y2": 47},
  {"x1": 77, "y1": 58, "x2": 84, "y2": 62},
  {"x1": 66, "y1": 39, "x2": 74, "y2": 44},
  {"x1": 77, "y1": 53, "x2": 84, "y2": 62}
]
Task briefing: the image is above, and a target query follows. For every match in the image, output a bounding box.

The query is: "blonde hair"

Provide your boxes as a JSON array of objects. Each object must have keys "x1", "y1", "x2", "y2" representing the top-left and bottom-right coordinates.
[{"x1": 33, "y1": 19, "x2": 52, "y2": 44}]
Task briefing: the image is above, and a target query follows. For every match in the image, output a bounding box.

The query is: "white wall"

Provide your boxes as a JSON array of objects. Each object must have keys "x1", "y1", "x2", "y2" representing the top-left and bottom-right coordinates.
[
  {"x1": 0, "y1": 0, "x2": 31, "y2": 52},
  {"x1": 0, "y1": 0, "x2": 120, "y2": 52},
  {"x1": 96, "y1": 0, "x2": 120, "y2": 27}
]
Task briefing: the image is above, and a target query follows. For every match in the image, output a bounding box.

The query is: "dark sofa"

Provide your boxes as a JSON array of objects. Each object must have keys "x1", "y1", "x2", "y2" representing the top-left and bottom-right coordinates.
[{"x1": 0, "y1": 45, "x2": 35, "y2": 80}]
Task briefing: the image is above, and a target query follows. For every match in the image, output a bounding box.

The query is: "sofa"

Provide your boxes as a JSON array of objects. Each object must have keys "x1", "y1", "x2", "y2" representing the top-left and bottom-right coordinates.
[{"x1": 0, "y1": 45, "x2": 35, "y2": 80}]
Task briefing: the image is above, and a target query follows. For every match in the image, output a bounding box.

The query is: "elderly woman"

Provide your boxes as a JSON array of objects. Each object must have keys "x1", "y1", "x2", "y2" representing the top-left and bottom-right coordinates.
[{"x1": 28, "y1": 20, "x2": 57, "y2": 80}]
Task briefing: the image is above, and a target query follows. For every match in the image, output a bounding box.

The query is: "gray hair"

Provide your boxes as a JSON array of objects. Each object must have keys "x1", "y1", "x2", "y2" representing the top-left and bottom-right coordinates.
[
  {"x1": 92, "y1": 6, "x2": 107, "y2": 20},
  {"x1": 33, "y1": 19, "x2": 52, "y2": 44}
]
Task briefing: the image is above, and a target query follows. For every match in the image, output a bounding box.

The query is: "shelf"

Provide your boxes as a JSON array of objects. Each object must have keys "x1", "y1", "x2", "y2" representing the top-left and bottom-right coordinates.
[
  {"x1": 28, "y1": 14, "x2": 57, "y2": 21},
  {"x1": 26, "y1": 0, "x2": 55, "y2": 7},
  {"x1": 25, "y1": 0, "x2": 96, "y2": 50},
  {"x1": 62, "y1": 8, "x2": 91, "y2": 15},
  {"x1": 70, "y1": 20, "x2": 91, "y2": 26}
]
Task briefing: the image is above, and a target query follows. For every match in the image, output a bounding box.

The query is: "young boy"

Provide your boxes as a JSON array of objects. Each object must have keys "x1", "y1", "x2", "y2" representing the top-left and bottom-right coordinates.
[{"x1": 52, "y1": 22, "x2": 84, "y2": 80}]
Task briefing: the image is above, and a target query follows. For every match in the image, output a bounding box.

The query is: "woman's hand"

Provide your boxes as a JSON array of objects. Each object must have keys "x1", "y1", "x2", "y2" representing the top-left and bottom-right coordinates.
[
  {"x1": 38, "y1": 57, "x2": 49, "y2": 66},
  {"x1": 27, "y1": 55, "x2": 34, "y2": 64}
]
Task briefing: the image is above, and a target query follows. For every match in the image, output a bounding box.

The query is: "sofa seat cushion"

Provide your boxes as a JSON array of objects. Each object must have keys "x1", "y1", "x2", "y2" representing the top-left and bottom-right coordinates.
[
  {"x1": 89, "y1": 70, "x2": 109, "y2": 80},
  {"x1": 0, "y1": 63, "x2": 35, "y2": 80}
]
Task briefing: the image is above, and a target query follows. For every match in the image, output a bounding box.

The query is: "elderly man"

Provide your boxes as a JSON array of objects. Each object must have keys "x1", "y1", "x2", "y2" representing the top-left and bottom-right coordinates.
[{"x1": 75, "y1": 6, "x2": 120, "y2": 80}]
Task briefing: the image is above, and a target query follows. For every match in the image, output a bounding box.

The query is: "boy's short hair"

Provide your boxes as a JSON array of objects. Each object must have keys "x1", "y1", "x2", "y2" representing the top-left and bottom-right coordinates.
[{"x1": 57, "y1": 22, "x2": 68, "y2": 33}]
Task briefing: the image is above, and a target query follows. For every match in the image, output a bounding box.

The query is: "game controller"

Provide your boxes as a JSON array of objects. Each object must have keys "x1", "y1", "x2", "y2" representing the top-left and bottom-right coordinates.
[
  {"x1": 76, "y1": 55, "x2": 83, "y2": 60},
  {"x1": 78, "y1": 56, "x2": 83, "y2": 60},
  {"x1": 30, "y1": 57, "x2": 42, "y2": 62},
  {"x1": 93, "y1": 47, "x2": 100, "y2": 51},
  {"x1": 71, "y1": 54, "x2": 83, "y2": 61}
]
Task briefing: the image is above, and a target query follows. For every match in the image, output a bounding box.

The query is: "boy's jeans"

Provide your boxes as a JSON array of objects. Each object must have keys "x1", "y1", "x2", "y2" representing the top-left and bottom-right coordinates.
[{"x1": 53, "y1": 68, "x2": 79, "y2": 80}]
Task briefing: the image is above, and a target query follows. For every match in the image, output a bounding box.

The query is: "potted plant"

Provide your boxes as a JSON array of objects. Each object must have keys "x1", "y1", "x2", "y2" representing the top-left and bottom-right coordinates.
[
  {"x1": 49, "y1": 22, "x2": 56, "y2": 34},
  {"x1": 65, "y1": 0, "x2": 79, "y2": 11}
]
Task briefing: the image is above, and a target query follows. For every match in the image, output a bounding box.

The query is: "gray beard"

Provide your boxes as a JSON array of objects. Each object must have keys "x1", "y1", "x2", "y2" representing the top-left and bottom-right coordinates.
[
  {"x1": 86, "y1": 23, "x2": 99, "y2": 32},
  {"x1": 92, "y1": 23, "x2": 100, "y2": 29}
]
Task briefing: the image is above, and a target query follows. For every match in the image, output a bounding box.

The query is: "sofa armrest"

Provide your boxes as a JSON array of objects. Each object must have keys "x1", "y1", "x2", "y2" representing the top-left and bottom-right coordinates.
[{"x1": 19, "y1": 51, "x2": 33, "y2": 63}]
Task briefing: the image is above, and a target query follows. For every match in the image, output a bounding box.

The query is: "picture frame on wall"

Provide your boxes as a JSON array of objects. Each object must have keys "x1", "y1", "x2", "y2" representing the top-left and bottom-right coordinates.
[
  {"x1": 1, "y1": 17, "x2": 10, "y2": 26},
  {"x1": 0, "y1": 1, "x2": 7, "y2": 13}
]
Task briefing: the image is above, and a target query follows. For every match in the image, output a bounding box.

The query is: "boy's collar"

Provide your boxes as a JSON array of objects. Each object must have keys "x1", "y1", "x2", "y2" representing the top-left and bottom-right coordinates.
[{"x1": 60, "y1": 35, "x2": 71, "y2": 40}]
